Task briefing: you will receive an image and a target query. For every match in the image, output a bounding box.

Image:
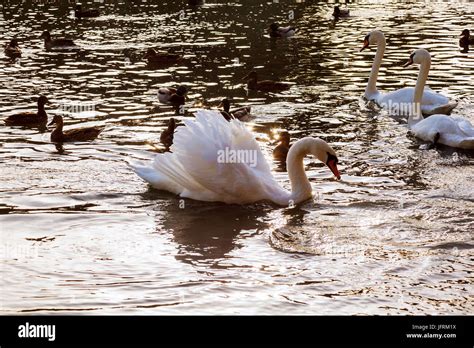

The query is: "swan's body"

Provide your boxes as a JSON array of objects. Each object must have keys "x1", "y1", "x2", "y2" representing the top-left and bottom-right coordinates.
[
  {"x1": 268, "y1": 23, "x2": 296, "y2": 38},
  {"x1": 406, "y1": 49, "x2": 474, "y2": 150},
  {"x1": 130, "y1": 110, "x2": 340, "y2": 206},
  {"x1": 361, "y1": 30, "x2": 457, "y2": 116}
]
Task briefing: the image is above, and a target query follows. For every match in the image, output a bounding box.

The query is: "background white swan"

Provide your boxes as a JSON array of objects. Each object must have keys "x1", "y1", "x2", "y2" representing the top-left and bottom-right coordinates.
[
  {"x1": 130, "y1": 110, "x2": 341, "y2": 205},
  {"x1": 405, "y1": 49, "x2": 474, "y2": 149},
  {"x1": 361, "y1": 30, "x2": 457, "y2": 116}
]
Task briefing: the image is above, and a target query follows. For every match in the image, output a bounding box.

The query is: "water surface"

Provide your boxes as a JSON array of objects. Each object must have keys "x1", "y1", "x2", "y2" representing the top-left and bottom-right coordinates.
[{"x1": 1, "y1": 0, "x2": 473, "y2": 314}]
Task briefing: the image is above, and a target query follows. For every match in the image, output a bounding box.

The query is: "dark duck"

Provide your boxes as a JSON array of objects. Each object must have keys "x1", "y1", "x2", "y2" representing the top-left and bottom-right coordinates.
[
  {"x1": 48, "y1": 115, "x2": 103, "y2": 143},
  {"x1": 4, "y1": 39, "x2": 21, "y2": 59},
  {"x1": 243, "y1": 71, "x2": 291, "y2": 92},
  {"x1": 5, "y1": 96, "x2": 50, "y2": 126}
]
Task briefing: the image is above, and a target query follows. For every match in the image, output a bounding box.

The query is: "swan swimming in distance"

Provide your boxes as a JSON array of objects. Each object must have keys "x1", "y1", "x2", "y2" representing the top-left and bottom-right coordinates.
[
  {"x1": 130, "y1": 110, "x2": 341, "y2": 206},
  {"x1": 404, "y1": 49, "x2": 474, "y2": 149},
  {"x1": 361, "y1": 30, "x2": 457, "y2": 116}
]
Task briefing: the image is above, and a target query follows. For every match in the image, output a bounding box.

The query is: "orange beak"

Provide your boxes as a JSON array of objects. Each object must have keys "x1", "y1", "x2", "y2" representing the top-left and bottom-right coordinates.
[
  {"x1": 360, "y1": 39, "x2": 369, "y2": 52},
  {"x1": 327, "y1": 159, "x2": 341, "y2": 180},
  {"x1": 403, "y1": 57, "x2": 414, "y2": 67}
]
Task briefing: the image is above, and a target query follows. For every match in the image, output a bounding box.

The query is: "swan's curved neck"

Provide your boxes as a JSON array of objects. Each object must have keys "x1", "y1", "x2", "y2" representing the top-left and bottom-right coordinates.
[
  {"x1": 366, "y1": 36, "x2": 386, "y2": 97},
  {"x1": 409, "y1": 57, "x2": 431, "y2": 127},
  {"x1": 286, "y1": 138, "x2": 314, "y2": 204}
]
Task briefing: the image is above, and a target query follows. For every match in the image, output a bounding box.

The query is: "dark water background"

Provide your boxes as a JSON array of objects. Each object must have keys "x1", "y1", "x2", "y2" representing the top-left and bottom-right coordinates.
[{"x1": 1, "y1": 0, "x2": 473, "y2": 314}]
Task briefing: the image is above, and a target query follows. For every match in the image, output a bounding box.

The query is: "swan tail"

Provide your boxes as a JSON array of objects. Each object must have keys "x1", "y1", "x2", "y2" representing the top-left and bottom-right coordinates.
[{"x1": 128, "y1": 159, "x2": 183, "y2": 194}]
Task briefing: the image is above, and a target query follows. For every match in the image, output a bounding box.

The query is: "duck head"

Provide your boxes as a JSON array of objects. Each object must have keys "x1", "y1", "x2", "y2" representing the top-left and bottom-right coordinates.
[
  {"x1": 269, "y1": 23, "x2": 279, "y2": 32},
  {"x1": 333, "y1": 6, "x2": 341, "y2": 17},
  {"x1": 279, "y1": 131, "x2": 290, "y2": 146},
  {"x1": 38, "y1": 95, "x2": 50, "y2": 107},
  {"x1": 40, "y1": 31, "x2": 51, "y2": 41},
  {"x1": 461, "y1": 29, "x2": 470, "y2": 38},
  {"x1": 168, "y1": 117, "x2": 176, "y2": 130},
  {"x1": 9, "y1": 39, "x2": 19, "y2": 48},
  {"x1": 48, "y1": 115, "x2": 63, "y2": 127},
  {"x1": 218, "y1": 98, "x2": 231, "y2": 112},
  {"x1": 176, "y1": 86, "x2": 187, "y2": 96},
  {"x1": 243, "y1": 71, "x2": 258, "y2": 82}
]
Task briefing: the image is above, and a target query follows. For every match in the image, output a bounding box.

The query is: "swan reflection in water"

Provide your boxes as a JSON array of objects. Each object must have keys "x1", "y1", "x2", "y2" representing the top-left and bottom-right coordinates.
[{"x1": 145, "y1": 191, "x2": 272, "y2": 264}]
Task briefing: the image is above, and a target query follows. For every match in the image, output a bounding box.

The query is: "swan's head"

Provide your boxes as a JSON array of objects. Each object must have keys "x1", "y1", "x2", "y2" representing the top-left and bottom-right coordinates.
[
  {"x1": 461, "y1": 29, "x2": 470, "y2": 38},
  {"x1": 360, "y1": 30, "x2": 384, "y2": 52},
  {"x1": 311, "y1": 138, "x2": 340, "y2": 180},
  {"x1": 403, "y1": 48, "x2": 431, "y2": 67}
]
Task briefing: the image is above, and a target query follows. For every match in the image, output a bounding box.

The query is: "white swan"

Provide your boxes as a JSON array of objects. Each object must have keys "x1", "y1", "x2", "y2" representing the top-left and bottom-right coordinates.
[
  {"x1": 405, "y1": 49, "x2": 474, "y2": 149},
  {"x1": 361, "y1": 30, "x2": 457, "y2": 116},
  {"x1": 130, "y1": 110, "x2": 341, "y2": 205}
]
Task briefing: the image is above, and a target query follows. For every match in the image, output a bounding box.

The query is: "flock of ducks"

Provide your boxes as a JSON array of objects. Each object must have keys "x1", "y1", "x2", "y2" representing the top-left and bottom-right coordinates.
[{"x1": 2, "y1": 3, "x2": 474, "y2": 206}]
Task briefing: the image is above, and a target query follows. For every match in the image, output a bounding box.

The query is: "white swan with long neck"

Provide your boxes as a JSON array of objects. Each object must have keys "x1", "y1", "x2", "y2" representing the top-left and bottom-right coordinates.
[
  {"x1": 361, "y1": 30, "x2": 457, "y2": 116},
  {"x1": 130, "y1": 110, "x2": 341, "y2": 206},
  {"x1": 405, "y1": 49, "x2": 474, "y2": 149}
]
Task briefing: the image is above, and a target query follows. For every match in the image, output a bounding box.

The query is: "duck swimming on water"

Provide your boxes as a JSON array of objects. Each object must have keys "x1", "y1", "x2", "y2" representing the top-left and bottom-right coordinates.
[
  {"x1": 5, "y1": 96, "x2": 49, "y2": 126},
  {"x1": 158, "y1": 86, "x2": 187, "y2": 107},
  {"x1": 160, "y1": 118, "x2": 177, "y2": 149},
  {"x1": 4, "y1": 39, "x2": 21, "y2": 59},
  {"x1": 75, "y1": 4, "x2": 100, "y2": 18},
  {"x1": 40, "y1": 31, "x2": 76, "y2": 50},
  {"x1": 243, "y1": 71, "x2": 291, "y2": 92},
  {"x1": 268, "y1": 23, "x2": 296, "y2": 38},
  {"x1": 144, "y1": 48, "x2": 182, "y2": 65},
  {"x1": 48, "y1": 115, "x2": 103, "y2": 143},
  {"x1": 273, "y1": 131, "x2": 291, "y2": 162},
  {"x1": 333, "y1": 6, "x2": 350, "y2": 19},
  {"x1": 459, "y1": 29, "x2": 473, "y2": 50},
  {"x1": 219, "y1": 98, "x2": 253, "y2": 122}
]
